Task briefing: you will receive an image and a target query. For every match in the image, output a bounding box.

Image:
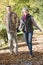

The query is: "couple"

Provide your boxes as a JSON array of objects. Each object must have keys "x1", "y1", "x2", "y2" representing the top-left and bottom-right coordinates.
[{"x1": 4, "y1": 6, "x2": 42, "y2": 57}]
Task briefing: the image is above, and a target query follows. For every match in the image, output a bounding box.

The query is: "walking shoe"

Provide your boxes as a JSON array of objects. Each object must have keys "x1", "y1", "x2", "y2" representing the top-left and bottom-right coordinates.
[
  {"x1": 10, "y1": 50, "x2": 13, "y2": 55},
  {"x1": 29, "y1": 54, "x2": 35, "y2": 58}
]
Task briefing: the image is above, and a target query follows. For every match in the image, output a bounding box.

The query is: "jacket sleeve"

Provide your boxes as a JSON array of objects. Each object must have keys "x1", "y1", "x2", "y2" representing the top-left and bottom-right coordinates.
[
  {"x1": 15, "y1": 14, "x2": 20, "y2": 29},
  {"x1": 19, "y1": 19, "x2": 25, "y2": 31},
  {"x1": 4, "y1": 14, "x2": 10, "y2": 32},
  {"x1": 31, "y1": 16, "x2": 42, "y2": 31}
]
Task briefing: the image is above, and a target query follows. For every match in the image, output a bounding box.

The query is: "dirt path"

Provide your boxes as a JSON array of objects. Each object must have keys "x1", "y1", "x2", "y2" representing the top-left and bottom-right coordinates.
[{"x1": 0, "y1": 31, "x2": 43, "y2": 65}]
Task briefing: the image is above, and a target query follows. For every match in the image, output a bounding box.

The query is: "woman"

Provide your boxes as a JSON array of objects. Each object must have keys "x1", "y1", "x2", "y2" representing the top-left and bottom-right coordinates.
[{"x1": 19, "y1": 7, "x2": 42, "y2": 57}]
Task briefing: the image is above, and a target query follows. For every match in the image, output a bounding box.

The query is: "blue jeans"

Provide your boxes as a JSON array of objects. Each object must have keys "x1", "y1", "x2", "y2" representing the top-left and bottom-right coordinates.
[{"x1": 23, "y1": 31, "x2": 33, "y2": 55}]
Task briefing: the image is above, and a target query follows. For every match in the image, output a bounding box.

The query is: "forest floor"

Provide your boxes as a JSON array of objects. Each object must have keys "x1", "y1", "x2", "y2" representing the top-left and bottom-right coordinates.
[{"x1": 0, "y1": 30, "x2": 43, "y2": 65}]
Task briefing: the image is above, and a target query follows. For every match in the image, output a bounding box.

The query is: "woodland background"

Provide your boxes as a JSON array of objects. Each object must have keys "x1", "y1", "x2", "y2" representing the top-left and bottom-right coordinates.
[{"x1": 0, "y1": 0, "x2": 43, "y2": 30}]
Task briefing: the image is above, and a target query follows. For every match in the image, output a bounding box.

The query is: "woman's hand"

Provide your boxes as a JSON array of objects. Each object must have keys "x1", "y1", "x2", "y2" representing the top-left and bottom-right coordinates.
[{"x1": 39, "y1": 28, "x2": 42, "y2": 32}]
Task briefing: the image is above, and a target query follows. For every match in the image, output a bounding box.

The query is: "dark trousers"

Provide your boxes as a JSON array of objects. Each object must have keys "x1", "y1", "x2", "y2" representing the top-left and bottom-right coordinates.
[{"x1": 23, "y1": 31, "x2": 33, "y2": 55}]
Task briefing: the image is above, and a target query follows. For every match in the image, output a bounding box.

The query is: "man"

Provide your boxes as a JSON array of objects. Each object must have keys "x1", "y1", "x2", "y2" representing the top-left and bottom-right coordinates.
[
  {"x1": 19, "y1": 7, "x2": 42, "y2": 57},
  {"x1": 4, "y1": 6, "x2": 19, "y2": 54}
]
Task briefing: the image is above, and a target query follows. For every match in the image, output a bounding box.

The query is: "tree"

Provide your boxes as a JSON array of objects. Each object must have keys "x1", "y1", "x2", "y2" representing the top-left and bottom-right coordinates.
[{"x1": 0, "y1": 0, "x2": 43, "y2": 30}]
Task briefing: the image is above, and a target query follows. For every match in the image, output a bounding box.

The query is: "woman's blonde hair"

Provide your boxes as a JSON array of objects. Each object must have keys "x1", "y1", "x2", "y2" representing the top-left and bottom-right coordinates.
[{"x1": 22, "y1": 7, "x2": 29, "y2": 13}]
